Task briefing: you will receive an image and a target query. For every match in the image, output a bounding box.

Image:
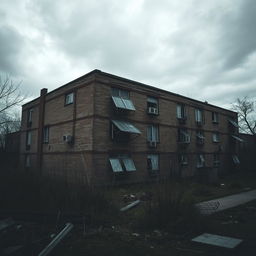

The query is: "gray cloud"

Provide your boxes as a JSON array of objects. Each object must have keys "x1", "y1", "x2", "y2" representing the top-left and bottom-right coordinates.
[{"x1": 0, "y1": 0, "x2": 255, "y2": 110}]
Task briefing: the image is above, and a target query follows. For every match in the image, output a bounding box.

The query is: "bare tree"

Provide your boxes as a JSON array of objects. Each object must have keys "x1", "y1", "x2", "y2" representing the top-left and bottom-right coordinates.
[
  {"x1": 0, "y1": 75, "x2": 25, "y2": 149},
  {"x1": 232, "y1": 96, "x2": 256, "y2": 135}
]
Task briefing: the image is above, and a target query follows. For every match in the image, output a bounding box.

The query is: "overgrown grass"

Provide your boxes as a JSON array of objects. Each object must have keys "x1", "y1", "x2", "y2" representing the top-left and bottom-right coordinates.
[
  {"x1": 0, "y1": 169, "x2": 118, "y2": 226},
  {"x1": 134, "y1": 181, "x2": 204, "y2": 233}
]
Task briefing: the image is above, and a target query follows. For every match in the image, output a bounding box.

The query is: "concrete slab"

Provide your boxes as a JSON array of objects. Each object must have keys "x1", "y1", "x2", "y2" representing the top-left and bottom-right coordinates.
[
  {"x1": 192, "y1": 233, "x2": 243, "y2": 248},
  {"x1": 196, "y1": 189, "x2": 256, "y2": 214}
]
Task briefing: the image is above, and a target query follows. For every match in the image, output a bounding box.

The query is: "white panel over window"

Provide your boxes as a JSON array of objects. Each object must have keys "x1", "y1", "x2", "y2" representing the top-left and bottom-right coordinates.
[
  {"x1": 123, "y1": 158, "x2": 136, "y2": 172},
  {"x1": 111, "y1": 88, "x2": 135, "y2": 111},
  {"x1": 109, "y1": 158, "x2": 123, "y2": 172}
]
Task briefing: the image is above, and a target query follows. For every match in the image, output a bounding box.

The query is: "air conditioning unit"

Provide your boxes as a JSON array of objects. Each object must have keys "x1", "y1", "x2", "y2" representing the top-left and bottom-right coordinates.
[
  {"x1": 63, "y1": 135, "x2": 74, "y2": 144},
  {"x1": 148, "y1": 107, "x2": 158, "y2": 115},
  {"x1": 149, "y1": 141, "x2": 157, "y2": 148}
]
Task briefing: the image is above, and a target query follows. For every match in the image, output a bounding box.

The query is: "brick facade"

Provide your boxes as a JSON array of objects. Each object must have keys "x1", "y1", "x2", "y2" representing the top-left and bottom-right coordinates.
[{"x1": 19, "y1": 70, "x2": 240, "y2": 185}]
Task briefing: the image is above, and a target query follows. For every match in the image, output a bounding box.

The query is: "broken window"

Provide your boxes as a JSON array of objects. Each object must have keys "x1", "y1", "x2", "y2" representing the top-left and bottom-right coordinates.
[
  {"x1": 178, "y1": 128, "x2": 190, "y2": 143},
  {"x1": 65, "y1": 92, "x2": 74, "y2": 105},
  {"x1": 213, "y1": 153, "x2": 220, "y2": 167},
  {"x1": 232, "y1": 155, "x2": 240, "y2": 164},
  {"x1": 27, "y1": 108, "x2": 33, "y2": 127},
  {"x1": 212, "y1": 112, "x2": 219, "y2": 123},
  {"x1": 43, "y1": 126, "x2": 49, "y2": 144},
  {"x1": 26, "y1": 131, "x2": 31, "y2": 150},
  {"x1": 179, "y1": 154, "x2": 188, "y2": 165},
  {"x1": 111, "y1": 88, "x2": 135, "y2": 111},
  {"x1": 197, "y1": 154, "x2": 205, "y2": 168},
  {"x1": 195, "y1": 109, "x2": 203, "y2": 125},
  {"x1": 147, "y1": 97, "x2": 158, "y2": 115},
  {"x1": 212, "y1": 132, "x2": 220, "y2": 142},
  {"x1": 196, "y1": 130, "x2": 205, "y2": 145},
  {"x1": 177, "y1": 104, "x2": 186, "y2": 120},
  {"x1": 147, "y1": 154, "x2": 159, "y2": 172}
]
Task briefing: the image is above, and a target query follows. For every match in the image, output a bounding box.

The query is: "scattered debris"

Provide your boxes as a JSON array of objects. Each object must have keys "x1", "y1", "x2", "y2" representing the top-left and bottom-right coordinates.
[
  {"x1": 123, "y1": 194, "x2": 137, "y2": 203},
  {"x1": 153, "y1": 230, "x2": 162, "y2": 237},
  {"x1": 132, "y1": 233, "x2": 140, "y2": 237},
  {"x1": 120, "y1": 200, "x2": 141, "y2": 212},
  {"x1": 38, "y1": 223, "x2": 74, "y2": 256},
  {"x1": 221, "y1": 220, "x2": 239, "y2": 225},
  {"x1": 192, "y1": 233, "x2": 243, "y2": 249},
  {"x1": 196, "y1": 201, "x2": 220, "y2": 215}
]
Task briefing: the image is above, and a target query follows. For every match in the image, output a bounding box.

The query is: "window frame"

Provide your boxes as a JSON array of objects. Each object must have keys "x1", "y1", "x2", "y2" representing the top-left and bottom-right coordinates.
[
  {"x1": 27, "y1": 108, "x2": 33, "y2": 127},
  {"x1": 43, "y1": 126, "x2": 49, "y2": 144},
  {"x1": 212, "y1": 112, "x2": 219, "y2": 124},
  {"x1": 176, "y1": 104, "x2": 186, "y2": 119},
  {"x1": 178, "y1": 128, "x2": 190, "y2": 143},
  {"x1": 65, "y1": 92, "x2": 74, "y2": 106},
  {"x1": 213, "y1": 153, "x2": 220, "y2": 167},
  {"x1": 147, "y1": 124, "x2": 159, "y2": 142},
  {"x1": 195, "y1": 108, "x2": 204, "y2": 124},
  {"x1": 147, "y1": 154, "x2": 159, "y2": 172},
  {"x1": 147, "y1": 96, "x2": 159, "y2": 115},
  {"x1": 197, "y1": 154, "x2": 205, "y2": 168},
  {"x1": 179, "y1": 154, "x2": 188, "y2": 166},
  {"x1": 26, "y1": 131, "x2": 32, "y2": 150},
  {"x1": 212, "y1": 132, "x2": 220, "y2": 143}
]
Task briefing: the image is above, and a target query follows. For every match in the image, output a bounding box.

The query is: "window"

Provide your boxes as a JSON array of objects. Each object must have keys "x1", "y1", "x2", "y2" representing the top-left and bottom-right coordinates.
[
  {"x1": 147, "y1": 97, "x2": 158, "y2": 115},
  {"x1": 111, "y1": 120, "x2": 141, "y2": 142},
  {"x1": 109, "y1": 155, "x2": 136, "y2": 172},
  {"x1": 178, "y1": 128, "x2": 190, "y2": 143},
  {"x1": 27, "y1": 108, "x2": 33, "y2": 127},
  {"x1": 26, "y1": 131, "x2": 31, "y2": 150},
  {"x1": 25, "y1": 155, "x2": 31, "y2": 168},
  {"x1": 196, "y1": 130, "x2": 205, "y2": 145},
  {"x1": 195, "y1": 109, "x2": 203, "y2": 124},
  {"x1": 176, "y1": 104, "x2": 186, "y2": 119},
  {"x1": 212, "y1": 132, "x2": 220, "y2": 142},
  {"x1": 147, "y1": 154, "x2": 159, "y2": 172},
  {"x1": 228, "y1": 119, "x2": 239, "y2": 128},
  {"x1": 197, "y1": 154, "x2": 205, "y2": 168},
  {"x1": 232, "y1": 155, "x2": 240, "y2": 165},
  {"x1": 212, "y1": 112, "x2": 219, "y2": 123},
  {"x1": 213, "y1": 154, "x2": 220, "y2": 167},
  {"x1": 111, "y1": 88, "x2": 135, "y2": 111},
  {"x1": 43, "y1": 126, "x2": 49, "y2": 144},
  {"x1": 147, "y1": 125, "x2": 159, "y2": 142},
  {"x1": 65, "y1": 92, "x2": 74, "y2": 105},
  {"x1": 179, "y1": 154, "x2": 188, "y2": 165}
]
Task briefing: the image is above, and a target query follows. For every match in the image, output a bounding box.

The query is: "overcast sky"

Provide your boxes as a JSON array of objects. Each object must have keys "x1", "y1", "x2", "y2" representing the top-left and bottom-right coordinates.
[{"x1": 0, "y1": 0, "x2": 256, "y2": 110}]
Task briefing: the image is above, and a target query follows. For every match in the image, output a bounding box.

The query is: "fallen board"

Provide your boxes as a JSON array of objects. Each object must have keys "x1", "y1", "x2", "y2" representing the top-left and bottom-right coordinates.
[{"x1": 192, "y1": 233, "x2": 242, "y2": 249}]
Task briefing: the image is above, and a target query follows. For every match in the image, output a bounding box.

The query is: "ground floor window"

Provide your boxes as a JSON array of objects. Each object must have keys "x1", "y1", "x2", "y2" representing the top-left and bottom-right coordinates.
[
  {"x1": 213, "y1": 153, "x2": 220, "y2": 167},
  {"x1": 197, "y1": 154, "x2": 205, "y2": 168},
  {"x1": 147, "y1": 154, "x2": 159, "y2": 172},
  {"x1": 109, "y1": 155, "x2": 136, "y2": 172},
  {"x1": 178, "y1": 154, "x2": 188, "y2": 165}
]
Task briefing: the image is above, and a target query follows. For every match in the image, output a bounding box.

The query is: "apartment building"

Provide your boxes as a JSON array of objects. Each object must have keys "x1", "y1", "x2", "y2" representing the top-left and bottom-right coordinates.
[{"x1": 20, "y1": 70, "x2": 242, "y2": 185}]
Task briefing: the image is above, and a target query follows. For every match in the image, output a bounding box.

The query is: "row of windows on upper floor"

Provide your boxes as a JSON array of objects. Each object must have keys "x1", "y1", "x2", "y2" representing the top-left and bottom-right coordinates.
[
  {"x1": 111, "y1": 87, "x2": 229, "y2": 126},
  {"x1": 26, "y1": 88, "x2": 238, "y2": 129},
  {"x1": 24, "y1": 122, "x2": 243, "y2": 151}
]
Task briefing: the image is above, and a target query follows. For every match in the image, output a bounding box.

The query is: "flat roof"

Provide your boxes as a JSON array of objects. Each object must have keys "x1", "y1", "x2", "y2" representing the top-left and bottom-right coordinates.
[{"x1": 22, "y1": 69, "x2": 237, "y2": 114}]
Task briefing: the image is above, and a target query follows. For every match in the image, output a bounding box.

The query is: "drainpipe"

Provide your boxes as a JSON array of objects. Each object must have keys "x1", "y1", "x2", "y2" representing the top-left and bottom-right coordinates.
[{"x1": 37, "y1": 88, "x2": 48, "y2": 172}]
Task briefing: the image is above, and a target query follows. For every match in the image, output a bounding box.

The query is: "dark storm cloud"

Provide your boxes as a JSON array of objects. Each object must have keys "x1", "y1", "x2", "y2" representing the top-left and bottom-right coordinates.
[
  {"x1": 0, "y1": 0, "x2": 255, "y2": 108},
  {"x1": 0, "y1": 25, "x2": 24, "y2": 75},
  {"x1": 220, "y1": 0, "x2": 256, "y2": 69}
]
